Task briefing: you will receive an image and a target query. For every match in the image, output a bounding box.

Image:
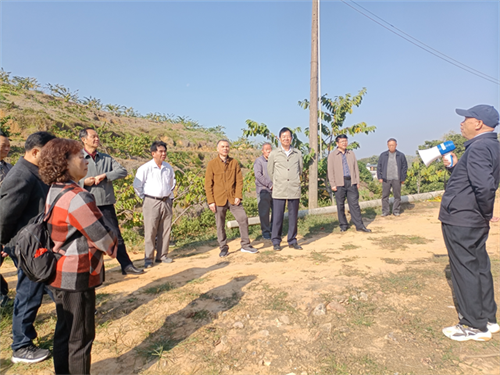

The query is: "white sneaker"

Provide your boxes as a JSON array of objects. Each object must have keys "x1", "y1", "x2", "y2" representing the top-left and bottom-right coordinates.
[
  {"x1": 487, "y1": 322, "x2": 500, "y2": 334},
  {"x1": 240, "y1": 246, "x2": 258, "y2": 254},
  {"x1": 442, "y1": 324, "x2": 492, "y2": 342}
]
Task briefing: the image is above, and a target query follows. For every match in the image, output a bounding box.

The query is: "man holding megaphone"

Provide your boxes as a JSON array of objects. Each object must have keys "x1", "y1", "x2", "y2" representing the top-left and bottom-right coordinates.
[{"x1": 439, "y1": 105, "x2": 500, "y2": 342}]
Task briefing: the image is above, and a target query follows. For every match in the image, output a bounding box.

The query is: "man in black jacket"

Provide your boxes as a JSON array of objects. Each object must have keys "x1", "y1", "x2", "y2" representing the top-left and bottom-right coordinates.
[
  {"x1": 439, "y1": 105, "x2": 500, "y2": 342},
  {"x1": 377, "y1": 138, "x2": 407, "y2": 216},
  {"x1": 0, "y1": 131, "x2": 55, "y2": 363}
]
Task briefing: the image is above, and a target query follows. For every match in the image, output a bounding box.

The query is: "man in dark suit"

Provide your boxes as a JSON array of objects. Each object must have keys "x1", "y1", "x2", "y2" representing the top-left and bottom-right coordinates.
[
  {"x1": 0, "y1": 131, "x2": 56, "y2": 363},
  {"x1": 440, "y1": 105, "x2": 500, "y2": 342},
  {"x1": 377, "y1": 138, "x2": 408, "y2": 216}
]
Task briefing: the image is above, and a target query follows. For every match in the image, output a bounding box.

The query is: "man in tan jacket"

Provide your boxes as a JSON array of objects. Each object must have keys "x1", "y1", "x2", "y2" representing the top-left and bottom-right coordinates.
[
  {"x1": 205, "y1": 140, "x2": 258, "y2": 257},
  {"x1": 327, "y1": 134, "x2": 371, "y2": 233}
]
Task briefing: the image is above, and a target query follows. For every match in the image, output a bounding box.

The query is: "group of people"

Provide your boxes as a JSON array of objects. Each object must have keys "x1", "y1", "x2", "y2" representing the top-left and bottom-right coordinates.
[{"x1": 0, "y1": 104, "x2": 498, "y2": 374}]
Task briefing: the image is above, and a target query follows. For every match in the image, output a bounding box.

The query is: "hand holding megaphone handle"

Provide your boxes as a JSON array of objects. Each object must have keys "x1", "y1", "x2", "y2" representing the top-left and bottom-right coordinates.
[{"x1": 443, "y1": 152, "x2": 455, "y2": 168}]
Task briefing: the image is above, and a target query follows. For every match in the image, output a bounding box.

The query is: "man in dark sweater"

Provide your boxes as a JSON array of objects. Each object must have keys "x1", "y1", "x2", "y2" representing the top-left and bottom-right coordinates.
[
  {"x1": 440, "y1": 105, "x2": 500, "y2": 342},
  {"x1": 0, "y1": 131, "x2": 56, "y2": 363},
  {"x1": 377, "y1": 138, "x2": 408, "y2": 216}
]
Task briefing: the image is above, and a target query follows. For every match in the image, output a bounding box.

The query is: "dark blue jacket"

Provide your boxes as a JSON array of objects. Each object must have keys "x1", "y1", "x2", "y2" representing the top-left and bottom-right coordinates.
[
  {"x1": 439, "y1": 132, "x2": 500, "y2": 227},
  {"x1": 0, "y1": 157, "x2": 49, "y2": 246},
  {"x1": 377, "y1": 150, "x2": 408, "y2": 182}
]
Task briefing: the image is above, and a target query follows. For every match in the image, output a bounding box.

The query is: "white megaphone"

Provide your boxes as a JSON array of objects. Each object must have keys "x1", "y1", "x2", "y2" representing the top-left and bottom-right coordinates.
[{"x1": 418, "y1": 141, "x2": 456, "y2": 167}]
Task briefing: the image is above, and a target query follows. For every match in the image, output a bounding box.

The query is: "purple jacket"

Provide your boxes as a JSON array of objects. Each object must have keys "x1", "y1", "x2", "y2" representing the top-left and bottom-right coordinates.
[{"x1": 254, "y1": 155, "x2": 273, "y2": 194}]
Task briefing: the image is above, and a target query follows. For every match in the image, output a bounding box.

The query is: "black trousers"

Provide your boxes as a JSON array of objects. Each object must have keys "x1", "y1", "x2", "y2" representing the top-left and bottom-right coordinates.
[
  {"x1": 52, "y1": 288, "x2": 96, "y2": 375},
  {"x1": 0, "y1": 274, "x2": 7, "y2": 296},
  {"x1": 272, "y1": 199, "x2": 299, "y2": 246},
  {"x1": 334, "y1": 178, "x2": 364, "y2": 230},
  {"x1": 99, "y1": 205, "x2": 132, "y2": 271},
  {"x1": 442, "y1": 223, "x2": 497, "y2": 331}
]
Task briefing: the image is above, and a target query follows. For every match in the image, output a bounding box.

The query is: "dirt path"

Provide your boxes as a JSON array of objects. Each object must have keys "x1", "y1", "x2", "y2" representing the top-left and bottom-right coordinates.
[{"x1": 1, "y1": 199, "x2": 499, "y2": 375}]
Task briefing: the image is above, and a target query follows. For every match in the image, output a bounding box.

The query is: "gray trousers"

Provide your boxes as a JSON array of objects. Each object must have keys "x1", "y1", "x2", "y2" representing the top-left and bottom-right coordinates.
[
  {"x1": 143, "y1": 196, "x2": 173, "y2": 264},
  {"x1": 382, "y1": 180, "x2": 402, "y2": 215},
  {"x1": 215, "y1": 201, "x2": 250, "y2": 250},
  {"x1": 257, "y1": 190, "x2": 273, "y2": 239}
]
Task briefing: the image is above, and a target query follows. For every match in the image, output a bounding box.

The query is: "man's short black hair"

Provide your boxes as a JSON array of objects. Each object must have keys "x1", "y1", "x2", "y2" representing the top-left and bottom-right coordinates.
[
  {"x1": 387, "y1": 138, "x2": 397, "y2": 144},
  {"x1": 0, "y1": 130, "x2": 7, "y2": 138},
  {"x1": 279, "y1": 127, "x2": 292, "y2": 138},
  {"x1": 79, "y1": 127, "x2": 96, "y2": 140},
  {"x1": 335, "y1": 134, "x2": 348, "y2": 143},
  {"x1": 25, "y1": 131, "x2": 56, "y2": 152},
  {"x1": 150, "y1": 140, "x2": 167, "y2": 152}
]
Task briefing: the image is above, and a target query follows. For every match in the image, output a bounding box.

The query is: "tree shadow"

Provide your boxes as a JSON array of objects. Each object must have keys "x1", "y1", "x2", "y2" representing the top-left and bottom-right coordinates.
[
  {"x1": 95, "y1": 261, "x2": 231, "y2": 326},
  {"x1": 91, "y1": 275, "x2": 256, "y2": 374}
]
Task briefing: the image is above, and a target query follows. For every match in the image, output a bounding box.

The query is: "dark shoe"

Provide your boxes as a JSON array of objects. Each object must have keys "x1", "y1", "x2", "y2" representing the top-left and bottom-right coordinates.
[
  {"x1": 11, "y1": 345, "x2": 51, "y2": 364},
  {"x1": 241, "y1": 246, "x2": 258, "y2": 254},
  {"x1": 154, "y1": 259, "x2": 162, "y2": 263},
  {"x1": 219, "y1": 249, "x2": 229, "y2": 257},
  {"x1": 122, "y1": 264, "x2": 144, "y2": 275},
  {"x1": 161, "y1": 258, "x2": 173, "y2": 264},
  {"x1": 356, "y1": 227, "x2": 372, "y2": 233},
  {"x1": 144, "y1": 263, "x2": 153, "y2": 269},
  {"x1": 273, "y1": 245, "x2": 282, "y2": 251},
  {"x1": 262, "y1": 236, "x2": 272, "y2": 240},
  {"x1": 381, "y1": 213, "x2": 389, "y2": 217},
  {"x1": 289, "y1": 243, "x2": 303, "y2": 250},
  {"x1": 340, "y1": 228, "x2": 348, "y2": 232}
]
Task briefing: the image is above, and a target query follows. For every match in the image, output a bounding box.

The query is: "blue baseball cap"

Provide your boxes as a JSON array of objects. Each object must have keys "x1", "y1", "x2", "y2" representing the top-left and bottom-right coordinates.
[{"x1": 456, "y1": 105, "x2": 499, "y2": 128}]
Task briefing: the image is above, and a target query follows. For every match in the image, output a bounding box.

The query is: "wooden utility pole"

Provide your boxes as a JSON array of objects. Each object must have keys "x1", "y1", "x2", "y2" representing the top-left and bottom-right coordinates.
[{"x1": 308, "y1": 0, "x2": 319, "y2": 209}]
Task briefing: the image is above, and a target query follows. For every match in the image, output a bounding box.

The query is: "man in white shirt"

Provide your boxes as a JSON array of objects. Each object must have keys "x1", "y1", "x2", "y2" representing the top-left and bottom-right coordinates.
[{"x1": 133, "y1": 141, "x2": 176, "y2": 268}]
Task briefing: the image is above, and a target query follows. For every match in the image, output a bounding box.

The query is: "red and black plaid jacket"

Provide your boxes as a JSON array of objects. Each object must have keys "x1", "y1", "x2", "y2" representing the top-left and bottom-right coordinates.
[{"x1": 46, "y1": 182, "x2": 117, "y2": 291}]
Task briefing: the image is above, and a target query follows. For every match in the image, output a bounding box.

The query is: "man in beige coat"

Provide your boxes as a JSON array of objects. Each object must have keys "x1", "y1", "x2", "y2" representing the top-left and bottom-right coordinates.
[
  {"x1": 327, "y1": 134, "x2": 371, "y2": 233},
  {"x1": 267, "y1": 127, "x2": 303, "y2": 251}
]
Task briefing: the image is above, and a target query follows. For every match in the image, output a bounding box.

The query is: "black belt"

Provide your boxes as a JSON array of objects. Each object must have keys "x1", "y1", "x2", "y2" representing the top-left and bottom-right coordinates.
[
  {"x1": 344, "y1": 176, "x2": 351, "y2": 180},
  {"x1": 145, "y1": 195, "x2": 170, "y2": 202}
]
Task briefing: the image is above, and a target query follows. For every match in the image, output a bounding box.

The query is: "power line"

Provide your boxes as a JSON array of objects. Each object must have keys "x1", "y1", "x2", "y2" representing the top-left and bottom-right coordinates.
[{"x1": 340, "y1": 0, "x2": 500, "y2": 86}]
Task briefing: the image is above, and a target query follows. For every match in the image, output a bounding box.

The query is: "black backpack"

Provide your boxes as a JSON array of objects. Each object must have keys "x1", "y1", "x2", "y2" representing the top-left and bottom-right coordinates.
[{"x1": 14, "y1": 187, "x2": 74, "y2": 284}]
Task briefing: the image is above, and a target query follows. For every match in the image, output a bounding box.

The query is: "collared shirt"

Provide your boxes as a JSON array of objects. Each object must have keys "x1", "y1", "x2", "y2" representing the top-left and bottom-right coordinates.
[
  {"x1": 133, "y1": 159, "x2": 176, "y2": 200},
  {"x1": 0, "y1": 160, "x2": 12, "y2": 186},
  {"x1": 282, "y1": 146, "x2": 293, "y2": 157},
  {"x1": 341, "y1": 152, "x2": 351, "y2": 177}
]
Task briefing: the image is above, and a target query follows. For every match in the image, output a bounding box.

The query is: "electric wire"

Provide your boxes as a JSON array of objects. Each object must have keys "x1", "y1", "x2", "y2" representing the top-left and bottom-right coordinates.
[{"x1": 340, "y1": 0, "x2": 500, "y2": 85}]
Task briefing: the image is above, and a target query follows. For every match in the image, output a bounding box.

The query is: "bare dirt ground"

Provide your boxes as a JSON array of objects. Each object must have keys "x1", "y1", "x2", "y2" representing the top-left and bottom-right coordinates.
[{"x1": 1, "y1": 198, "x2": 499, "y2": 375}]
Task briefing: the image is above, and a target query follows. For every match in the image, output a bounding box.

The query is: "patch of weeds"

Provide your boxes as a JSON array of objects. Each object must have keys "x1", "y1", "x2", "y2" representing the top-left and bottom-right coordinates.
[
  {"x1": 341, "y1": 256, "x2": 359, "y2": 263},
  {"x1": 140, "y1": 336, "x2": 177, "y2": 360},
  {"x1": 342, "y1": 243, "x2": 359, "y2": 250},
  {"x1": 349, "y1": 300, "x2": 376, "y2": 327},
  {"x1": 96, "y1": 293, "x2": 111, "y2": 306},
  {"x1": 221, "y1": 292, "x2": 239, "y2": 309},
  {"x1": 262, "y1": 287, "x2": 296, "y2": 313},
  {"x1": 373, "y1": 271, "x2": 423, "y2": 294},
  {"x1": 310, "y1": 251, "x2": 330, "y2": 263},
  {"x1": 381, "y1": 258, "x2": 403, "y2": 265},
  {"x1": 144, "y1": 282, "x2": 176, "y2": 295},
  {"x1": 187, "y1": 277, "x2": 209, "y2": 285},
  {"x1": 339, "y1": 265, "x2": 366, "y2": 277},
  {"x1": 192, "y1": 309, "x2": 212, "y2": 322},
  {"x1": 321, "y1": 354, "x2": 349, "y2": 375},
  {"x1": 369, "y1": 234, "x2": 432, "y2": 251},
  {"x1": 255, "y1": 250, "x2": 288, "y2": 263}
]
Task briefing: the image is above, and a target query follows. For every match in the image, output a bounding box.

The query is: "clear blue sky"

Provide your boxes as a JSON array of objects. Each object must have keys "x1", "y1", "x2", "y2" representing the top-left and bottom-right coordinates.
[{"x1": 1, "y1": 0, "x2": 498, "y2": 158}]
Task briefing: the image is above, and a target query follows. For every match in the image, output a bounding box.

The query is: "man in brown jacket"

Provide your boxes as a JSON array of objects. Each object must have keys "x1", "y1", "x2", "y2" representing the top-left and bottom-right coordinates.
[
  {"x1": 327, "y1": 134, "x2": 371, "y2": 233},
  {"x1": 205, "y1": 140, "x2": 258, "y2": 257}
]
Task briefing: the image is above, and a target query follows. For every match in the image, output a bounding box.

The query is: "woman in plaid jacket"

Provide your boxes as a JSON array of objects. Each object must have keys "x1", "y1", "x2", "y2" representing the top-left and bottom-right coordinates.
[{"x1": 39, "y1": 138, "x2": 117, "y2": 375}]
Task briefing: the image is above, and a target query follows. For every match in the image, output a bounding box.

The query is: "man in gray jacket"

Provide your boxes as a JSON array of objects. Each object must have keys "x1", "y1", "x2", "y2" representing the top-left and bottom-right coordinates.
[
  {"x1": 377, "y1": 138, "x2": 408, "y2": 216},
  {"x1": 267, "y1": 128, "x2": 303, "y2": 251},
  {"x1": 79, "y1": 128, "x2": 143, "y2": 275},
  {"x1": 254, "y1": 142, "x2": 273, "y2": 240}
]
